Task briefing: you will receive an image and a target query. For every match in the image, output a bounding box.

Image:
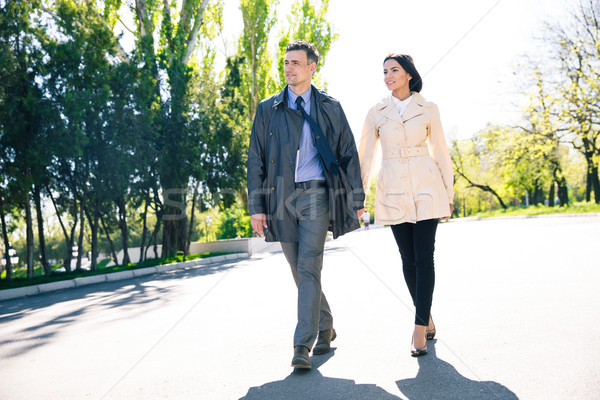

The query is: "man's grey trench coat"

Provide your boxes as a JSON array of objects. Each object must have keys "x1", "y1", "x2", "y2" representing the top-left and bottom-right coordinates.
[{"x1": 247, "y1": 85, "x2": 365, "y2": 242}]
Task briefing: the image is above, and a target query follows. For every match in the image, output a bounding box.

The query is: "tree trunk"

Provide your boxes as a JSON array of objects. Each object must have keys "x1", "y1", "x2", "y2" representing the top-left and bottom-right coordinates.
[
  {"x1": 558, "y1": 177, "x2": 569, "y2": 206},
  {"x1": 583, "y1": 152, "x2": 598, "y2": 202},
  {"x1": 147, "y1": 226, "x2": 158, "y2": 260},
  {"x1": 454, "y1": 163, "x2": 507, "y2": 210},
  {"x1": 33, "y1": 185, "x2": 52, "y2": 276},
  {"x1": 0, "y1": 195, "x2": 12, "y2": 280},
  {"x1": 116, "y1": 195, "x2": 131, "y2": 265},
  {"x1": 139, "y1": 192, "x2": 150, "y2": 263},
  {"x1": 146, "y1": 191, "x2": 163, "y2": 260},
  {"x1": 548, "y1": 181, "x2": 555, "y2": 207},
  {"x1": 552, "y1": 165, "x2": 569, "y2": 207},
  {"x1": 533, "y1": 182, "x2": 543, "y2": 205},
  {"x1": 160, "y1": 82, "x2": 189, "y2": 258},
  {"x1": 25, "y1": 191, "x2": 35, "y2": 279},
  {"x1": 76, "y1": 200, "x2": 85, "y2": 272},
  {"x1": 85, "y1": 201, "x2": 100, "y2": 271},
  {"x1": 91, "y1": 206, "x2": 100, "y2": 271},
  {"x1": 66, "y1": 198, "x2": 79, "y2": 273},
  {"x1": 585, "y1": 167, "x2": 592, "y2": 202},
  {"x1": 100, "y1": 214, "x2": 119, "y2": 266},
  {"x1": 146, "y1": 214, "x2": 161, "y2": 260},
  {"x1": 47, "y1": 186, "x2": 74, "y2": 272},
  {"x1": 147, "y1": 211, "x2": 162, "y2": 261},
  {"x1": 469, "y1": 182, "x2": 507, "y2": 209},
  {"x1": 162, "y1": 214, "x2": 187, "y2": 257},
  {"x1": 592, "y1": 164, "x2": 600, "y2": 204},
  {"x1": 186, "y1": 182, "x2": 199, "y2": 255}
]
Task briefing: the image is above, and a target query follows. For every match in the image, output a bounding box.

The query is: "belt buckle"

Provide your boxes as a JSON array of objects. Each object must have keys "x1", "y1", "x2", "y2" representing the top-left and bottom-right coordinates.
[{"x1": 399, "y1": 147, "x2": 407, "y2": 159}]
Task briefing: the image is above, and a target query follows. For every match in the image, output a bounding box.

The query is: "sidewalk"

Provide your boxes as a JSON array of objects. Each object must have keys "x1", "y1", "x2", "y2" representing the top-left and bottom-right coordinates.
[
  {"x1": 0, "y1": 215, "x2": 598, "y2": 399},
  {"x1": 0, "y1": 252, "x2": 249, "y2": 301}
]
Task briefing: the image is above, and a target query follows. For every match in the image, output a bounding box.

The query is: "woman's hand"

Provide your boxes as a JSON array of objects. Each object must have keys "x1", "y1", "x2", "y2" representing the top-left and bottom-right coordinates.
[
  {"x1": 441, "y1": 203, "x2": 454, "y2": 221},
  {"x1": 356, "y1": 208, "x2": 366, "y2": 220}
]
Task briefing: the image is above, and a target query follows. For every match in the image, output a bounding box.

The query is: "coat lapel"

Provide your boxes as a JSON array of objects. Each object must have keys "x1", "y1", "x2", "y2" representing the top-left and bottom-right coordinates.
[
  {"x1": 312, "y1": 85, "x2": 332, "y2": 139},
  {"x1": 402, "y1": 92, "x2": 425, "y2": 122},
  {"x1": 272, "y1": 86, "x2": 286, "y2": 108},
  {"x1": 376, "y1": 96, "x2": 404, "y2": 124}
]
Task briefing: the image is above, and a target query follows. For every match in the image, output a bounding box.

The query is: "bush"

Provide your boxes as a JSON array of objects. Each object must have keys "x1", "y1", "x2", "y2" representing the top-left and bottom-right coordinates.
[{"x1": 216, "y1": 208, "x2": 252, "y2": 239}]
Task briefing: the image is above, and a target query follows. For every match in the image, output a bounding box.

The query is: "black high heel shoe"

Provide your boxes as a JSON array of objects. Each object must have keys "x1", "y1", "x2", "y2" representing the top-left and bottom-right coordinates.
[{"x1": 411, "y1": 336, "x2": 428, "y2": 357}]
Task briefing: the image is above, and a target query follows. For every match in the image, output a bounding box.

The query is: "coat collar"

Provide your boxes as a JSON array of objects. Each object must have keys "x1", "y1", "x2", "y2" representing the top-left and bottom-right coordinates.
[
  {"x1": 273, "y1": 84, "x2": 329, "y2": 108},
  {"x1": 376, "y1": 92, "x2": 427, "y2": 123}
]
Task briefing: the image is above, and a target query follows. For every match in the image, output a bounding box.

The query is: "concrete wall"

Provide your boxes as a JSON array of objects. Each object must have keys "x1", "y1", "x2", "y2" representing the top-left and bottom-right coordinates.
[{"x1": 106, "y1": 237, "x2": 279, "y2": 266}]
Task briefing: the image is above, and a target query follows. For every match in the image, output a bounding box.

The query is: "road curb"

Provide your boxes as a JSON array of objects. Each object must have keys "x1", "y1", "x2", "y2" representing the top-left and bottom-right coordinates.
[
  {"x1": 449, "y1": 212, "x2": 600, "y2": 222},
  {"x1": 0, "y1": 252, "x2": 249, "y2": 302}
]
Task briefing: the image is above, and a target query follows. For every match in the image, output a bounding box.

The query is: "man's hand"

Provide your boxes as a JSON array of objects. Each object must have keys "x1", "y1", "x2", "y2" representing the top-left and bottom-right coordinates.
[
  {"x1": 356, "y1": 208, "x2": 366, "y2": 220},
  {"x1": 441, "y1": 203, "x2": 454, "y2": 221},
  {"x1": 250, "y1": 213, "x2": 268, "y2": 237}
]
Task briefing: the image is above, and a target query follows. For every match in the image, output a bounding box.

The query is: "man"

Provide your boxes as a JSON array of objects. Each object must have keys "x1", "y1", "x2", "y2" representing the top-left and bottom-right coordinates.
[{"x1": 247, "y1": 40, "x2": 365, "y2": 369}]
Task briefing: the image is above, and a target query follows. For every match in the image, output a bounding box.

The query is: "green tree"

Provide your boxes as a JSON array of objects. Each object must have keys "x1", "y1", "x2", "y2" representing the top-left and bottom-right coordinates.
[
  {"x1": 546, "y1": 0, "x2": 600, "y2": 203},
  {"x1": 0, "y1": 0, "x2": 56, "y2": 278},
  {"x1": 451, "y1": 134, "x2": 508, "y2": 211},
  {"x1": 119, "y1": 0, "x2": 220, "y2": 257},
  {"x1": 41, "y1": 0, "x2": 125, "y2": 271},
  {"x1": 517, "y1": 67, "x2": 569, "y2": 206},
  {"x1": 277, "y1": 0, "x2": 338, "y2": 87},
  {"x1": 238, "y1": 0, "x2": 279, "y2": 120}
]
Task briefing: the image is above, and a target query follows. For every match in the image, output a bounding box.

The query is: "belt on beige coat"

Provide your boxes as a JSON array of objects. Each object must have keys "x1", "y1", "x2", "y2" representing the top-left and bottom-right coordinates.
[{"x1": 382, "y1": 146, "x2": 429, "y2": 160}]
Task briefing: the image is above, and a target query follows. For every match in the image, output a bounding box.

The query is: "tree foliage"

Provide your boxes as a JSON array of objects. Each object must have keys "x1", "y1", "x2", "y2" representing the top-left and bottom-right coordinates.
[
  {"x1": 1, "y1": 0, "x2": 341, "y2": 281},
  {"x1": 277, "y1": 0, "x2": 338, "y2": 88},
  {"x1": 452, "y1": 0, "x2": 600, "y2": 214},
  {"x1": 237, "y1": 0, "x2": 279, "y2": 120}
]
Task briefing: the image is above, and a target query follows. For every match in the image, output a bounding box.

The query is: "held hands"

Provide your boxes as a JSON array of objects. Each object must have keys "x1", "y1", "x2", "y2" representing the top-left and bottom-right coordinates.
[
  {"x1": 441, "y1": 203, "x2": 454, "y2": 221},
  {"x1": 250, "y1": 213, "x2": 268, "y2": 237}
]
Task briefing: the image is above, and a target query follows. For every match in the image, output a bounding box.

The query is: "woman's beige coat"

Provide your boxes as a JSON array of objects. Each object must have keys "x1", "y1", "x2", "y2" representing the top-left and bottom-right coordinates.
[{"x1": 358, "y1": 92, "x2": 454, "y2": 225}]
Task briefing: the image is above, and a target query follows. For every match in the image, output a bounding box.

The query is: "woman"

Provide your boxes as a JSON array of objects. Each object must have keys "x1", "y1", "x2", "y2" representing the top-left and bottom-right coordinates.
[{"x1": 358, "y1": 54, "x2": 454, "y2": 357}]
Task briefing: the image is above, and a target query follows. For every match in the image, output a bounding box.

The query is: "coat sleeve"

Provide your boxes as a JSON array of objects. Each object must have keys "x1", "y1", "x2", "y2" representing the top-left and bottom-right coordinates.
[
  {"x1": 336, "y1": 102, "x2": 365, "y2": 209},
  {"x1": 427, "y1": 103, "x2": 454, "y2": 203},
  {"x1": 358, "y1": 107, "x2": 380, "y2": 196},
  {"x1": 247, "y1": 102, "x2": 268, "y2": 215}
]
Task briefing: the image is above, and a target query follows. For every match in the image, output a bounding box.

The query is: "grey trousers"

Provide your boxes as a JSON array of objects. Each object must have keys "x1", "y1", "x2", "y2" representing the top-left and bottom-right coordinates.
[{"x1": 280, "y1": 185, "x2": 333, "y2": 349}]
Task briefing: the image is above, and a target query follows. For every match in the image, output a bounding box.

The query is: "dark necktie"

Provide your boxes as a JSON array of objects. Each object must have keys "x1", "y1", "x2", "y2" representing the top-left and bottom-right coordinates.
[{"x1": 295, "y1": 96, "x2": 339, "y2": 175}]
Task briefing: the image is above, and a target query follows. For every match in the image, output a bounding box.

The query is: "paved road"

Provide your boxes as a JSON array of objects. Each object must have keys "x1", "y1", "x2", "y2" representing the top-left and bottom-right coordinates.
[{"x1": 1, "y1": 215, "x2": 599, "y2": 399}]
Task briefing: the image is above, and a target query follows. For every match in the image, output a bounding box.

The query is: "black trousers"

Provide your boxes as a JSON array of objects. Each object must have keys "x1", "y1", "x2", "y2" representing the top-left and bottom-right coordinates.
[{"x1": 391, "y1": 219, "x2": 439, "y2": 326}]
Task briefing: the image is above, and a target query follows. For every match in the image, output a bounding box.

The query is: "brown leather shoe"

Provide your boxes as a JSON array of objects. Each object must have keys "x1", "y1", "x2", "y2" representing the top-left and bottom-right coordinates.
[
  {"x1": 312, "y1": 328, "x2": 336, "y2": 355},
  {"x1": 291, "y1": 345, "x2": 311, "y2": 369}
]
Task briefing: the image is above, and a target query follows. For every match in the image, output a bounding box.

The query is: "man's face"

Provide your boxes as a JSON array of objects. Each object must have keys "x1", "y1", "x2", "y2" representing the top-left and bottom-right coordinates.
[{"x1": 284, "y1": 50, "x2": 316, "y2": 88}]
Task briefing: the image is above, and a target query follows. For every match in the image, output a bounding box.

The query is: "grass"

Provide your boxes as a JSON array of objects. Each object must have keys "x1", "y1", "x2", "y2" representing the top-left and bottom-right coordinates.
[
  {"x1": 0, "y1": 251, "x2": 232, "y2": 291},
  {"x1": 464, "y1": 201, "x2": 600, "y2": 219}
]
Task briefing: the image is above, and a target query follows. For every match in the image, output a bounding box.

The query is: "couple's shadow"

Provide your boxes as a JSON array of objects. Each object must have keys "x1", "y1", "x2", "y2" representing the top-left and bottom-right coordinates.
[
  {"x1": 395, "y1": 339, "x2": 518, "y2": 399},
  {"x1": 240, "y1": 348, "x2": 399, "y2": 400},
  {"x1": 240, "y1": 341, "x2": 517, "y2": 399}
]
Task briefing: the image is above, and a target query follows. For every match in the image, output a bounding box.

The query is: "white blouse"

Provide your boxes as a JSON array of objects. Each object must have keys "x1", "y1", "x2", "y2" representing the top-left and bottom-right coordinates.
[{"x1": 392, "y1": 94, "x2": 413, "y2": 117}]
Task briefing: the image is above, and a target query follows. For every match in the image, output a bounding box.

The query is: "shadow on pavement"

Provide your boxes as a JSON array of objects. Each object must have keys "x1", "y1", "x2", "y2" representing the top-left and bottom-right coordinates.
[
  {"x1": 0, "y1": 260, "x2": 240, "y2": 317},
  {"x1": 240, "y1": 349, "x2": 401, "y2": 400},
  {"x1": 396, "y1": 340, "x2": 518, "y2": 400},
  {"x1": 0, "y1": 260, "x2": 242, "y2": 358}
]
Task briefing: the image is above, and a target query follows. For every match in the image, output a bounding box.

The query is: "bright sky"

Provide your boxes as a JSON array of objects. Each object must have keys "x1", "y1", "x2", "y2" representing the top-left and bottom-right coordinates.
[{"x1": 220, "y1": 0, "x2": 570, "y2": 141}]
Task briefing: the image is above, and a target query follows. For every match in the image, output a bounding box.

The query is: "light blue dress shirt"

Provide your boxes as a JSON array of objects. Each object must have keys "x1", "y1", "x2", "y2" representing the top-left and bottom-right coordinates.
[{"x1": 287, "y1": 87, "x2": 326, "y2": 182}]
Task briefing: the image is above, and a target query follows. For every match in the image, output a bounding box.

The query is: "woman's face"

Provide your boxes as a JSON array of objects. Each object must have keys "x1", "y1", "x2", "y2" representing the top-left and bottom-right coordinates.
[{"x1": 383, "y1": 59, "x2": 411, "y2": 92}]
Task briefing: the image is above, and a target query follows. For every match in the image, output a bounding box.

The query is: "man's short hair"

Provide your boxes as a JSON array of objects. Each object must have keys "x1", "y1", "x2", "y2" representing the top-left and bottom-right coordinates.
[{"x1": 285, "y1": 40, "x2": 320, "y2": 66}]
